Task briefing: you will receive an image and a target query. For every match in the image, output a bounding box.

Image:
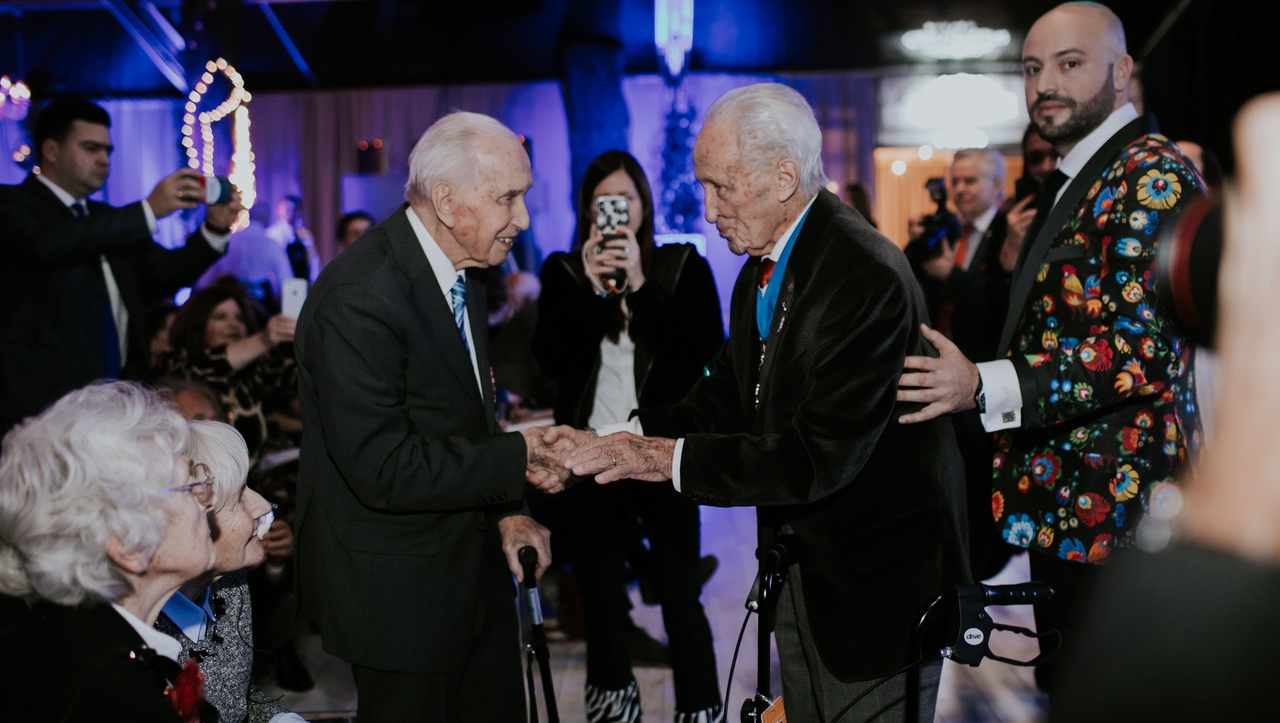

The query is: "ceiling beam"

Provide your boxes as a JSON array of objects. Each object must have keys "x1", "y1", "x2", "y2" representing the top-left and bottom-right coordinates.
[
  {"x1": 99, "y1": 0, "x2": 187, "y2": 91},
  {"x1": 256, "y1": 0, "x2": 318, "y2": 87}
]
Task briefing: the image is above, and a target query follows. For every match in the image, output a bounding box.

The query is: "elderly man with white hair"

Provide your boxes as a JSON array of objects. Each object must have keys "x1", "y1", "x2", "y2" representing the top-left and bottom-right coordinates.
[
  {"x1": 294, "y1": 111, "x2": 577, "y2": 722},
  {"x1": 0, "y1": 381, "x2": 218, "y2": 722},
  {"x1": 558, "y1": 83, "x2": 971, "y2": 721}
]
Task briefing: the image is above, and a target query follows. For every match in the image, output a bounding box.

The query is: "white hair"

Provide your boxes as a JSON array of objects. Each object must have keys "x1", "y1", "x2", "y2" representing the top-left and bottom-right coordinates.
[
  {"x1": 405, "y1": 111, "x2": 520, "y2": 204},
  {"x1": 953, "y1": 147, "x2": 1008, "y2": 187},
  {"x1": 186, "y1": 420, "x2": 249, "y2": 513},
  {"x1": 0, "y1": 381, "x2": 189, "y2": 606},
  {"x1": 704, "y1": 83, "x2": 829, "y2": 198}
]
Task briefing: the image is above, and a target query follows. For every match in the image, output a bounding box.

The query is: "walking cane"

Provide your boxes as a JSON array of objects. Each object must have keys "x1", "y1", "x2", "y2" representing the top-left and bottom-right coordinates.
[{"x1": 519, "y1": 546, "x2": 560, "y2": 723}]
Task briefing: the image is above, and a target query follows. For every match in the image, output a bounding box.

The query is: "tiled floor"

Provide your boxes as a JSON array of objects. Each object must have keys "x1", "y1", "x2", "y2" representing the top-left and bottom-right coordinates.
[{"x1": 262, "y1": 505, "x2": 1048, "y2": 722}]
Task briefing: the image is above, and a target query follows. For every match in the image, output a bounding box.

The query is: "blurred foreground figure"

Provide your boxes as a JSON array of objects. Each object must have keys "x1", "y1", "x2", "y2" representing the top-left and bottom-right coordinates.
[{"x1": 1054, "y1": 93, "x2": 1280, "y2": 723}]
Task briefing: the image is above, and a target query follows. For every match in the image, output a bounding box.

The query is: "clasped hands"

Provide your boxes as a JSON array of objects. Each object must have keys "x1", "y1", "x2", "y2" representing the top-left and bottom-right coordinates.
[{"x1": 519, "y1": 426, "x2": 677, "y2": 494}]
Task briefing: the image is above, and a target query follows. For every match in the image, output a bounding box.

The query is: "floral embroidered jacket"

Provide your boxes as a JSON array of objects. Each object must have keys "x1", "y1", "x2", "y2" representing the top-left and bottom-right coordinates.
[{"x1": 992, "y1": 124, "x2": 1204, "y2": 565}]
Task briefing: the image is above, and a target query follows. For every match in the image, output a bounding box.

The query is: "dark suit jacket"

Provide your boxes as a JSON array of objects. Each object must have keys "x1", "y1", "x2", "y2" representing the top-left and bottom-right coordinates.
[
  {"x1": 0, "y1": 602, "x2": 184, "y2": 723},
  {"x1": 294, "y1": 204, "x2": 529, "y2": 673},
  {"x1": 991, "y1": 116, "x2": 1202, "y2": 563},
  {"x1": 0, "y1": 174, "x2": 222, "y2": 433},
  {"x1": 637, "y1": 190, "x2": 971, "y2": 681},
  {"x1": 533, "y1": 243, "x2": 724, "y2": 427}
]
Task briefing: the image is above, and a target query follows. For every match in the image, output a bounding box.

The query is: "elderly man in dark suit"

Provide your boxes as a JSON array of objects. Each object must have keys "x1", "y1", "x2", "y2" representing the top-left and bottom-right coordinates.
[
  {"x1": 556, "y1": 83, "x2": 970, "y2": 722},
  {"x1": 0, "y1": 98, "x2": 241, "y2": 435},
  {"x1": 897, "y1": 1, "x2": 1202, "y2": 706},
  {"x1": 293, "y1": 111, "x2": 574, "y2": 722}
]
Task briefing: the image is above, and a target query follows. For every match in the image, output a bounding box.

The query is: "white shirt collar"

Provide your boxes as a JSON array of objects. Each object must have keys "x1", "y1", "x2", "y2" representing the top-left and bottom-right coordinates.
[
  {"x1": 35, "y1": 173, "x2": 83, "y2": 208},
  {"x1": 405, "y1": 206, "x2": 464, "y2": 298},
  {"x1": 160, "y1": 588, "x2": 214, "y2": 643},
  {"x1": 972, "y1": 204, "x2": 998, "y2": 235},
  {"x1": 766, "y1": 195, "x2": 819, "y2": 263},
  {"x1": 1057, "y1": 102, "x2": 1140, "y2": 181},
  {"x1": 112, "y1": 603, "x2": 184, "y2": 662}
]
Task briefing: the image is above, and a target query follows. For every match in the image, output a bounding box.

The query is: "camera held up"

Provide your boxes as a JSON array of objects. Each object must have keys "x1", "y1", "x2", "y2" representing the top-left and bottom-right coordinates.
[
  {"x1": 1154, "y1": 194, "x2": 1221, "y2": 348},
  {"x1": 905, "y1": 177, "x2": 962, "y2": 274}
]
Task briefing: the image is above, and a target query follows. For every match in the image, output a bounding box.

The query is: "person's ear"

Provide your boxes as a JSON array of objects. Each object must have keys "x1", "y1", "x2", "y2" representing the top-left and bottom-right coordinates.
[
  {"x1": 40, "y1": 138, "x2": 61, "y2": 167},
  {"x1": 1115, "y1": 54, "x2": 1135, "y2": 93},
  {"x1": 106, "y1": 536, "x2": 149, "y2": 576},
  {"x1": 776, "y1": 158, "x2": 800, "y2": 203},
  {"x1": 431, "y1": 181, "x2": 457, "y2": 228}
]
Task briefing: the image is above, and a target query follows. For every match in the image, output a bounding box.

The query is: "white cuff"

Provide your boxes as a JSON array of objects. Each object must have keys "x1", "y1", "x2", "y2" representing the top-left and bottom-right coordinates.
[
  {"x1": 976, "y1": 359, "x2": 1023, "y2": 431},
  {"x1": 672, "y1": 438, "x2": 685, "y2": 492},
  {"x1": 140, "y1": 199, "x2": 158, "y2": 234},
  {"x1": 269, "y1": 713, "x2": 307, "y2": 723}
]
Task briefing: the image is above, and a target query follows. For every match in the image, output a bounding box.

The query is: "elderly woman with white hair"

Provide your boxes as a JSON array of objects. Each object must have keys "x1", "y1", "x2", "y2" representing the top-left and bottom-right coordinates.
[
  {"x1": 0, "y1": 381, "x2": 218, "y2": 722},
  {"x1": 156, "y1": 419, "x2": 305, "y2": 723}
]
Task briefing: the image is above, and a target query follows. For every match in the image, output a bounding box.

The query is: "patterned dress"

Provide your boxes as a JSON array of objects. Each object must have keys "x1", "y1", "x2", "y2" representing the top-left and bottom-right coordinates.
[{"x1": 992, "y1": 133, "x2": 1204, "y2": 564}]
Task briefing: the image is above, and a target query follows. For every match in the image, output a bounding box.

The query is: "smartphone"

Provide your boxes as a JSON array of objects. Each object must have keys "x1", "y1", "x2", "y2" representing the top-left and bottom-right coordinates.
[
  {"x1": 198, "y1": 175, "x2": 234, "y2": 205},
  {"x1": 593, "y1": 195, "x2": 630, "y2": 286},
  {"x1": 1014, "y1": 176, "x2": 1039, "y2": 203},
  {"x1": 282, "y1": 278, "x2": 308, "y2": 318}
]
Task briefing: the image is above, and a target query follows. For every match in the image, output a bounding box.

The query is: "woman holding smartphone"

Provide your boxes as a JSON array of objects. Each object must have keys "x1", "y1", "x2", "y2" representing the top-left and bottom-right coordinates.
[{"x1": 533, "y1": 150, "x2": 725, "y2": 722}]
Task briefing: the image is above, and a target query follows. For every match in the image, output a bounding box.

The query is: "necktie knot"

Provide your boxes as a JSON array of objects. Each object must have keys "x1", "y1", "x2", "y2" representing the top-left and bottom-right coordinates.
[
  {"x1": 758, "y1": 258, "x2": 776, "y2": 291},
  {"x1": 1041, "y1": 170, "x2": 1069, "y2": 210}
]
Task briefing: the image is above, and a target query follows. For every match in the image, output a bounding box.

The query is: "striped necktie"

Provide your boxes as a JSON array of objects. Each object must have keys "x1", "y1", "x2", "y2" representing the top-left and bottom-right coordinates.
[{"x1": 450, "y1": 274, "x2": 468, "y2": 351}]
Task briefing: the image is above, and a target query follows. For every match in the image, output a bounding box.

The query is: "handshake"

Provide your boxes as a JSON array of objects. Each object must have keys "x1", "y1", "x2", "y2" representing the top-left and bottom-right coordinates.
[{"x1": 516, "y1": 426, "x2": 679, "y2": 494}]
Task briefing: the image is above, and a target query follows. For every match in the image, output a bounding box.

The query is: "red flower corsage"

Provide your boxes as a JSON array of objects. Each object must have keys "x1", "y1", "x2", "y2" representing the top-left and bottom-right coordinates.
[{"x1": 167, "y1": 657, "x2": 206, "y2": 722}]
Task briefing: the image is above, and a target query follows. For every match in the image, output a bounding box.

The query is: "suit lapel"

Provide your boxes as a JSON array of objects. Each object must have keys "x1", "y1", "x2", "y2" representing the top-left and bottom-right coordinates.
[
  {"x1": 731, "y1": 257, "x2": 763, "y2": 418},
  {"x1": 998, "y1": 115, "x2": 1157, "y2": 355},
  {"x1": 386, "y1": 208, "x2": 487, "y2": 418},
  {"x1": 465, "y1": 271, "x2": 497, "y2": 427}
]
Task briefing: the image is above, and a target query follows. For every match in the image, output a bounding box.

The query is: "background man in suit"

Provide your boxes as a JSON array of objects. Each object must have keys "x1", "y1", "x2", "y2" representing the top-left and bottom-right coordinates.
[
  {"x1": 897, "y1": 1, "x2": 1203, "y2": 704},
  {"x1": 0, "y1": 97, "x2": 241, "y2": 435},
  {"x1": 554, "y1": 83, "x2": 970, "y2": 722},
  {"x1": 917, "y1": 147, "x2": 1018, "y2": 581},
  {"x1": 293, "y1": 111, "x2": 574, "y2": 722}
]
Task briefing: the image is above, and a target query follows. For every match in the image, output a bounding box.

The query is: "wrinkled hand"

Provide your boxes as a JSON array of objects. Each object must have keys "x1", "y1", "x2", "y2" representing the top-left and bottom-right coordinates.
[
  {"x1": 498, "y1": 514, "x2": 551, "y2": 583},
  {"x1": 520, "y1": 425, "x2": 588, "y2": 493},
  {"x1": 1000, "y1": 195, "x2": 1037, "y2": 272},
  {"x1": 923, "y1": 237, "x2": 958, "y2": 280},
  {"x1": 262, "y1": 519, "x2": 294, "y2": 561},
  {"x1": 896, "y1": 324, "x2": 980, "y2": 423},
  {"x1": 263, "y1": 314, "x2": 296, "y2": 344},
  {"x1": 204, "y1": 187, "x2": 244, "y2": 233},
  {"x1": 148, "y1": 169, "x2": 205, "y2": 219},
  {"x1": 564, "y1": 432, "x2": 675, "y2": 484}
]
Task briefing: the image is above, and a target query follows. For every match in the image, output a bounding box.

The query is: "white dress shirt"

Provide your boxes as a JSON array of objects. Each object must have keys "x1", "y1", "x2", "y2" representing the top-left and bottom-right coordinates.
[
  {"x1": 112, "y1": 603, "x2": 183, "y2": 662},
  {"x1": 975, "y1": 103, "x2": 1140, "y2": 432}
]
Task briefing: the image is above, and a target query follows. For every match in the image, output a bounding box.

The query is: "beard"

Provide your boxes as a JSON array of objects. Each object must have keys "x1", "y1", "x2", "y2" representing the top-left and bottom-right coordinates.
[{"x1": 1031, "y1": 66, "x2": 1116, "y2": 146}]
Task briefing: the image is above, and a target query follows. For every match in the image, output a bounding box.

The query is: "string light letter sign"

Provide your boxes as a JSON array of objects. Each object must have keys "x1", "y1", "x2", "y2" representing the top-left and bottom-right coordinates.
[{"x1": 180, "y1": 58, "x2": 257, "y2": 209}]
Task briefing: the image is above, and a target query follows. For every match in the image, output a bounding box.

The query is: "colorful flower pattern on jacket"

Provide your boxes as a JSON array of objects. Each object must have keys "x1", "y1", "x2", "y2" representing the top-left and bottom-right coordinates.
[{"x1": 991, "y1": 134, "x2": 1204, "y2": 564}]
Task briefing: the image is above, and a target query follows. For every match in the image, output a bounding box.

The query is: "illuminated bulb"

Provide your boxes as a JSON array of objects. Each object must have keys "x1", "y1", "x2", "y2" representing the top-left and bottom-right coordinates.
[
  {"x1": 206, "y1": 60, "x2": 218, "y2": 71},
  {"x1": 891, "y1": 160, "x2": 907, "y2": 176},
  {"x1": 217, "y1": 58, "x2": 227, "y2": 69},
  {"x1": 202, "y1": 73, "x2": 214, "y2": 84},
  {"x1": 918, "y1": 145, "x2": 934, "y2": 160}
]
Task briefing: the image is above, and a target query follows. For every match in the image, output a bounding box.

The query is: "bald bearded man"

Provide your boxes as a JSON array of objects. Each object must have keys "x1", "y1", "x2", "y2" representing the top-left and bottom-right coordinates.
[{"x1": 896, "y1": 1, "x2": 1205, "y2": 703}]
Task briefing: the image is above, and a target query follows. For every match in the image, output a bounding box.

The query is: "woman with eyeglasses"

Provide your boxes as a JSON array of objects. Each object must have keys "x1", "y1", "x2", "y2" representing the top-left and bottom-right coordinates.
[
  {"x1": 156, "y1": 420, "x2": 305, "y2": 723},
  {"x1": 0, "y1": 381, "x2": 218, "y2": 722}
]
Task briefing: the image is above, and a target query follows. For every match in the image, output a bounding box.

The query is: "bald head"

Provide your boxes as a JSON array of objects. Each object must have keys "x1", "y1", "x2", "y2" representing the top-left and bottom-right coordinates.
[{"x1": 1023, "y1": 2, "x2": 1133, "y2": 154}]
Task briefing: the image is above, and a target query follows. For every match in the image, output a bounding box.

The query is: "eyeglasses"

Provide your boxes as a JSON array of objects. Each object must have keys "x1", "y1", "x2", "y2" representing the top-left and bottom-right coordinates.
[{"x1": 158, "y1": 462, "x2": 216, "y2": 508}]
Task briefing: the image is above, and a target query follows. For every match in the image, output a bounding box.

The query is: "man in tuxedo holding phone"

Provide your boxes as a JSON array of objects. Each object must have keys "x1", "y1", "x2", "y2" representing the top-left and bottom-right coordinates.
[
  {"x1": 895, "y1": 2, "x2": 1203, "y2": 704},
  {"x1": 294, "y1": 111, "x2": 576, "y2": 722},
  {"x1": 0, "y1": 97, "x2": 241, "y2": 435}
]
